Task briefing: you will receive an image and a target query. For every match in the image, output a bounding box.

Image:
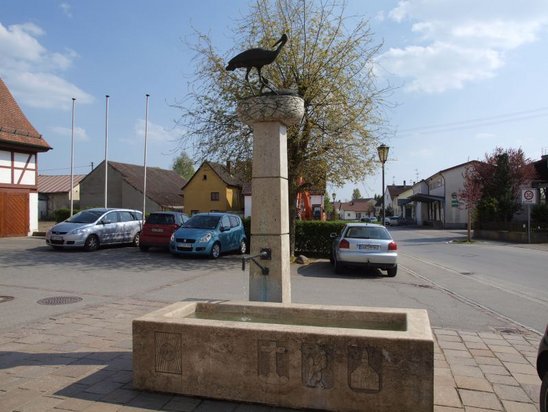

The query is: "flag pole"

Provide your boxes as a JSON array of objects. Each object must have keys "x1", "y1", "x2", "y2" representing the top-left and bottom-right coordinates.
[
  {"x1": 104, "y1": 95, "x2": 109, "y2": 208},
  {"x1": 142, "y1": 94, "x2": 150, "y2": 222},
  {"x1": 70, "y1": 97, "x2": 76, "y2": 216}
]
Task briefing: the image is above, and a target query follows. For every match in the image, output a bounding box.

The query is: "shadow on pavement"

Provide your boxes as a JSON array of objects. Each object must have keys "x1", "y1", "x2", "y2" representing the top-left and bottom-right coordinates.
[
  {"x1": 297, "y1": 261, "x2": 386, "y2": 279},
  {"x1": 0, "y1": 242, "x2": 244, "y2": 273}
]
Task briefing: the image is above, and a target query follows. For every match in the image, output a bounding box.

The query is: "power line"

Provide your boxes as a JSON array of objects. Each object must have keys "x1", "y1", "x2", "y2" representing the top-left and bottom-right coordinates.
[
  {"x1": 395, "y1": 107, "x2": 548, "y2": 137},
  {"x1": 40, "y1": 164, "x2": 93, "y2": 173}
]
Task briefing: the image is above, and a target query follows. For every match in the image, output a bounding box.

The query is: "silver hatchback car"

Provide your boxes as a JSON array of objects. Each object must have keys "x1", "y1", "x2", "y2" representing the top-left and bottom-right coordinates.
[
  {"x1": 46, "y1": 208, "x2": 143, "y2": 251},
  {"x1": 330, "y1": 223, "x2": 398, "y2": 276}
]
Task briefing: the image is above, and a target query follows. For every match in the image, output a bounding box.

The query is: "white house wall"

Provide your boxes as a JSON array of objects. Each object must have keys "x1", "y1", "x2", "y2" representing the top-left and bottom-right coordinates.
[
  {"x1": 244, "y1": 195, "x2": 252, "y2": 218},
  {"x1": 413, "y1": 181, "x2": 429, "y2": 226},
  {"x1": 441, "y1": 167, "x2": 468, "y2": 228},
  {"x1": 29, "y1": 192, "x2": 38, "y2": 234},
  {"x1": 0, "y1": 150, "x2": 36, "y2": 185}
]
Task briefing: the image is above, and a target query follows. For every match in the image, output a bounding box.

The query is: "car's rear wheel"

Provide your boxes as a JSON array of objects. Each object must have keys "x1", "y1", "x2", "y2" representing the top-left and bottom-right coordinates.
[
  {"x1": 334, "y1": 257, "x2": 344, "y2": 274},
  {"x1": 84, "y1": 235, "x2": 99, "y2": 252},
  {"x1": 132, "y1": 232, "x2": 140, "y2": 247},
  {"x1": 210, "y1": 242, "x2": 221, "y2": 259},
  {"x1": 387, "y1": 266, "x2": 397, "y2": 277},
  {"x1": 541, "y1": 373, "x2": 547, "y2": 412},
  {"x1": 239, "y1": 240, "x2": 247, "y2": 254}
]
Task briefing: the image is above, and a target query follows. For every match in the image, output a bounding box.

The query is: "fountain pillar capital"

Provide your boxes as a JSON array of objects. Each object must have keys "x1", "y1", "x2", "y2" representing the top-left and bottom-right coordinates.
[{"x1": 237, "y1": 94, "x2": 304, "y2": 127}]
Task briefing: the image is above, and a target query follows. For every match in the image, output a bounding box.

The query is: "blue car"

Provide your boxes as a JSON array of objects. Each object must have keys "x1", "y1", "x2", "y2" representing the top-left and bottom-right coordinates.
[{"x1": 169, "y1": 213, "x2": 247, "y2": 258}]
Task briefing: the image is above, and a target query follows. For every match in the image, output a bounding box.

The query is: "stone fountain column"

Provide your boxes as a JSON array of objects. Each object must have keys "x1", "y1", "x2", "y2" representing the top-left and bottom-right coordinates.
[{"x1": 238, "y1": 94, "x2": 304, "y2": 303}]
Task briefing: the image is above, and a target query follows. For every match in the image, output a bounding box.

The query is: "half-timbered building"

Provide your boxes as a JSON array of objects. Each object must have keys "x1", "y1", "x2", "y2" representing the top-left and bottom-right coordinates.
[{"x1": 0, "y1": 78, "x2": 51, "y2": 237}]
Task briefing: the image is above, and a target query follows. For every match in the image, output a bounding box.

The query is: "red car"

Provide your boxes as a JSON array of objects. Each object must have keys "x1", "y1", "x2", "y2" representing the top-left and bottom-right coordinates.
[{"x1": 139, "y1": 212, "x2": 188, "y2": 251}]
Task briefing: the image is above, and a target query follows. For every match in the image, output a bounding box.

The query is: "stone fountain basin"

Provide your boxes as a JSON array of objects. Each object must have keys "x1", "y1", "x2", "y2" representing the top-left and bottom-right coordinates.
[{"x1": 133, "y1": 301, "x2": 433, "y2": 412}]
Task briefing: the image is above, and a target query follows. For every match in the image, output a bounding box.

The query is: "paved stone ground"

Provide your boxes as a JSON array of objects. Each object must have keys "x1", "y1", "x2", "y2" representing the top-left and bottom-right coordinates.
[{"x1": 0, "y1": 298, "x2": 542, "y2": 411}]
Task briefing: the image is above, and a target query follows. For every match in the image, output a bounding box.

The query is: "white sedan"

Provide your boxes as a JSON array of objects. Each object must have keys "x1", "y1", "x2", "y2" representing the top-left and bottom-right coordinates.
[{"x1": 330, "y1": 223, "x2": 398, "y2": 276}]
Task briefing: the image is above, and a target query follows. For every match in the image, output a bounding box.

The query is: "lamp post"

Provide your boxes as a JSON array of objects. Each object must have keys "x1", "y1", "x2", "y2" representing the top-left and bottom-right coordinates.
[
  {"x1": 377, "y1": 144, "x2": 389, "y2": 226},
  {"x1": 331, "y1": 192, "x2": 336, "y2": 220}
]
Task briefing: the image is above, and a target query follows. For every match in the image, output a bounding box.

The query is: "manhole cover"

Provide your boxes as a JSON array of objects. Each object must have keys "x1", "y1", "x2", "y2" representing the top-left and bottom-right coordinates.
[
  {"x1": 37, "y1": 296, "x2": 83, "y2": 305},
  {"x1": 0, "y1": 296, "x2": 14, "y2": 303}
]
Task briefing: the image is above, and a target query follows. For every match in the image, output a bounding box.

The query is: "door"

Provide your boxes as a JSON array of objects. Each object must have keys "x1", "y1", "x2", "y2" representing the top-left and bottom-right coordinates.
[
  {"x1": 0, "y1": 190, "x2": 29, "y2": 237},
  {"x1": 218, "y1": 215, "x2": 232, "y2": 251},
  {"x1": 96, "y1": 211, "x2": 119, "y2": 244}
]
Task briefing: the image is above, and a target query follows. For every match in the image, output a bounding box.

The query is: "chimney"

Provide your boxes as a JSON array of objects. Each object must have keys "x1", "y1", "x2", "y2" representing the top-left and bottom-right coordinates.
[
  {"x1": 226, "y1": 160, "x2": 232, "y2": 174},
  {"x1": 403, "y1": 180, "x2": 406, "y2": 186}
]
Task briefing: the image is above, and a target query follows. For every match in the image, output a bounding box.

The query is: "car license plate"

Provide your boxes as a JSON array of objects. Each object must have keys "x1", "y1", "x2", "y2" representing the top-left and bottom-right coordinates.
[
  {"x1": 178, "y1": 243, "x2": 191, "y2": 248},
  {"x1": 151, "y1": 228, "x2": 164, "y2": 233},
  {"x1": 358, "y1": 244, "x2": 379, "y2": 250},
  {"x1": 50, "y1": 235, "x2": 63, "y2": 241}
]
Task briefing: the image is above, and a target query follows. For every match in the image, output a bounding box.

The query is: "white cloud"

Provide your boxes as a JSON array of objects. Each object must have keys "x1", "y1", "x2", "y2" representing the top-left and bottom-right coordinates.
[
  {"x1": 60, "y1": 3, "x2": 73, "y2": 18},
  {"x1": 51, "y1": 125, "x2": 89, "y2": 141},
  {"x1": 380, "y1": 0, "x2": 548, "y2": 93},
  {"x1": 380, "y1": 42, "x2": 503, "y2": 93},
  {"x1": 7, "y1": 72, "x2": 93, "y2": 109},
  {"x1": 0, "y1": 22, "x2": 93, "y2": 109},
  {"x1": 134, "y1": 119, "x2": 178, "y2": 143}
]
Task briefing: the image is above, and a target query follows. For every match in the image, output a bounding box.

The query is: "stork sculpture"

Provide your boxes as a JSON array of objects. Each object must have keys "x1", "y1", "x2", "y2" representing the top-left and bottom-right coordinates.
[{"x1": 226, "y1": 34, "x2": 288, "y2": 94}]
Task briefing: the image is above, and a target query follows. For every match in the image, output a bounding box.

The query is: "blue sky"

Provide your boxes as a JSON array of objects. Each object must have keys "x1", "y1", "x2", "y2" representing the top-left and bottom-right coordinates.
[{"x1": 1, "y1": 0, "x2": 547, "y2": 202}]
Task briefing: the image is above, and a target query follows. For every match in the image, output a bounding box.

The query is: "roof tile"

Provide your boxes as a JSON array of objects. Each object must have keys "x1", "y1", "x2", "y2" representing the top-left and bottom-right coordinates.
[{"x1": 0, "y1": 78, "x2": 51, "y2": 151}]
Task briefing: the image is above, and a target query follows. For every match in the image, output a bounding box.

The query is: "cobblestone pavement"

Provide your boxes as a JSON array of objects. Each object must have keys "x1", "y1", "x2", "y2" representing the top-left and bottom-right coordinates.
[{"x1": 0, "y1": 298, "x2": 542, "y2": 412}]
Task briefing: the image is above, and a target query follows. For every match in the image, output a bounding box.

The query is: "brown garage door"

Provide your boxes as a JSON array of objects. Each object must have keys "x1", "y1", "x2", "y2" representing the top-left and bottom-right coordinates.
[{"x1": 0, "y1": 190, "x2": 29, "y2": 237}]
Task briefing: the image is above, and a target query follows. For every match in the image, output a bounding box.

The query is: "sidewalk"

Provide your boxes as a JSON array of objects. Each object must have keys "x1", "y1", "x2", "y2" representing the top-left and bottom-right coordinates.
[{"x1": 0, "y1": 297, "x2": 542, "y2": 412}]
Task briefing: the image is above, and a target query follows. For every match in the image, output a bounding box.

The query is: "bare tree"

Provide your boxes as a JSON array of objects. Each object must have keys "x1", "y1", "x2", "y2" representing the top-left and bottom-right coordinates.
[{"x1": 174, "y1": 0, "x2": 390, "y2": 252}]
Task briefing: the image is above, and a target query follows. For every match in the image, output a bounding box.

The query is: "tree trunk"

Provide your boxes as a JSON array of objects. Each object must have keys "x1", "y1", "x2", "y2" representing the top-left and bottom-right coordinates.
[
  {"x1": 288, "y1": 175, "x2": 297, "y2": 256},
  {"x1": 467, "y1": 208, "x2": 472, "y2": 242}
]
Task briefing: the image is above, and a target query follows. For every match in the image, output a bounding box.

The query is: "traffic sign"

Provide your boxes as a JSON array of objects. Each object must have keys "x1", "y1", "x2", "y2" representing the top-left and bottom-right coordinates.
[{"x1": 521, "y1": 189, "x2": 537, "y2": 204}]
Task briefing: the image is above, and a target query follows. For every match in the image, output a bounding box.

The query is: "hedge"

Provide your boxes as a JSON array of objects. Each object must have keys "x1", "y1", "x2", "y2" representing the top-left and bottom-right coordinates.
[
  {"x1": 242, "y1": 218, "x2": 346, "y2": 259},
  {"x1": 295, "y1": 221, "x2": 346, "y2": 258},
  {"x1": 54, "y1": 208, "x2": 79, "y2": 222}
]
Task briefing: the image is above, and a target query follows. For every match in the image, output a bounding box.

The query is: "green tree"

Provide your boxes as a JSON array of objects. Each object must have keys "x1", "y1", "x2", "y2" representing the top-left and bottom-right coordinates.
[
  {"x1": 352, "y1": 188, "x2": 362, "y2": 200},
  {"x1": 172, "y1": 151, "x2": 195, "y2": 180},
  {"x1": 462, "y1": 148, "x2": 537, "y2": 226},
  {"x1": 174, "y1": 0, "x2": 388, "y2": 252},
  {"x1": 323, "y1": 192, "x2": 333, "y2": 216}
]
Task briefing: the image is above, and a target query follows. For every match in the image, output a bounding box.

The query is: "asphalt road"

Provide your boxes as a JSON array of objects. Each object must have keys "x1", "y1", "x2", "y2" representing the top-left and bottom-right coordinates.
[
  {"x1": 391, "y1": 227, "x2": 548, "y2": 334},
  {"x1": 0, "y1": 231, "x2": 546, "y2": 335}
]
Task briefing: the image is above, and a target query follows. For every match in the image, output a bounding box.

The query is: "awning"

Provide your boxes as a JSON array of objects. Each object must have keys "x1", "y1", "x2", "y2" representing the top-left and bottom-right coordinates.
[{"x1": 408, "y1": 193, "x2": 445, "y2": 203}]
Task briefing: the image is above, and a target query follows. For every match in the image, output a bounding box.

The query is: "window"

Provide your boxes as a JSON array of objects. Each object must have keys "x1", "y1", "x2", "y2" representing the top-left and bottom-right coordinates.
[
  {"x1": 211, "y1": 192, "x2": 220, "y2": 201},
  {"x1": 104, "y1": 212, "x2": 119, "y2": 223},
  {"x1": 221, "y1": 215, "x2": 231, "y2": 230},
  {"x1": 229, "y1": 216, "x2": 240, "y2": 228},
  {"x1": 203, "y1": 174, "x2": 207, "y2": 180},
  {"x1": 118, "y1": 211, "x2": 134, "y2": 222}
]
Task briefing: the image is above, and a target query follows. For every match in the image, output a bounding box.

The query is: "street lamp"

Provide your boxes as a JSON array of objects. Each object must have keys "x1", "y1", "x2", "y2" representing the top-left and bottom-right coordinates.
[{"x1": 377, "y1": 144, "x2": 390, "y2": 225}]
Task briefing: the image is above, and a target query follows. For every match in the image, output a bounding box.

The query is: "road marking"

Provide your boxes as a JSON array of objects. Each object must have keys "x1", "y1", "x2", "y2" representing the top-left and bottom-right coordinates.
[
  {"x1": 401, "y1": 252, "x2": 548, "y2": 306},
  {"x1": 400, "y1": 263, "x2": 542, "y2": 336}
]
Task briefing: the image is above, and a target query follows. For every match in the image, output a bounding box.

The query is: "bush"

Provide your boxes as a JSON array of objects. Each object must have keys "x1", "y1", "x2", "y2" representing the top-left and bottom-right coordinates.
[
  {"x1": 532, "y1": 203, "x2": 548, "y2": 224},
  {"x1": 54, "y1": 208, "x2": 78, "y2": 222},
  {"x1": 295, "y1": 220, "x2": 346, "y2": 258},
  {"x1": 243, "y1": 218, "x2": 346, "y2": 259}
]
